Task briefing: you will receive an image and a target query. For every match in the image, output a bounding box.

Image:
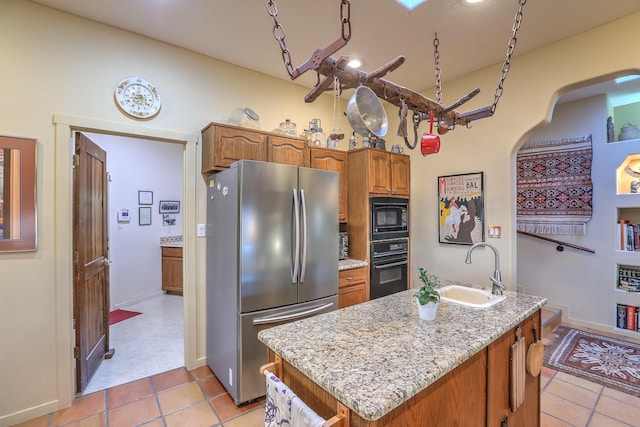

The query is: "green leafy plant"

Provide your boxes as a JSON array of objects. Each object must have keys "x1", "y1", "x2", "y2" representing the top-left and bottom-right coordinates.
[{"x1": 414, "y1": 267, "x2": 440, "y2": 306}]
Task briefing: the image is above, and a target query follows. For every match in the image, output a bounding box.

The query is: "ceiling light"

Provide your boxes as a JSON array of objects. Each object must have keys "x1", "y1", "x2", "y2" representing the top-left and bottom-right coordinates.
[
  {"x1": 465, "y1": 0, "x2": 485, "y2": 3},
  {"x1": 347, "y1": 58, "x2": 362, "y2": 69},
  {"x1": 395, "y1": 0, "x2": 428, "y2": 11},
  {"x1": 615, "y1": 75, "x2": 640, "y2": 84}
]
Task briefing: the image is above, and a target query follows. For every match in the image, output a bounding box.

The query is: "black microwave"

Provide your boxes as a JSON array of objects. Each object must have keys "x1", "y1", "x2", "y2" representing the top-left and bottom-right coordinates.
[{"x1": 370, "y1": 197, "x2": 409, "y2": 240}]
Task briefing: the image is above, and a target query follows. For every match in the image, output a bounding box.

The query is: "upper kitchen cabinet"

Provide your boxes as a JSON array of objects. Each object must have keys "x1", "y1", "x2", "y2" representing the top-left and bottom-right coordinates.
[
  {"x1": 201, "y1": 123, "x2": 267, "y2": 174},
  {"x1": 309, "y1": 147, "x2": 348, "y2": 222},
  {"x1": 201, "y1": 122, "x2": 308, "y2": 174},
  {"x1": 268, "y1": 135, "x2": 309, "y2": 167},
  {"x1": 348, "y1": 148, "x2": 410, "y2": 197},
  {"x1": 390, "y1": 153, "x2": 410, "y2": 196}
]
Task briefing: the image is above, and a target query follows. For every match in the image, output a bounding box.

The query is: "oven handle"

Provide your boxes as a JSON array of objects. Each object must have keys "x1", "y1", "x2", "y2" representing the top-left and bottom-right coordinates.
[
  {"x1": 373, "y1": 260, "x2": 408, "y2": 269},
  {"x1": 372, "y1": 250, "x2": 408, "y2": 258}
]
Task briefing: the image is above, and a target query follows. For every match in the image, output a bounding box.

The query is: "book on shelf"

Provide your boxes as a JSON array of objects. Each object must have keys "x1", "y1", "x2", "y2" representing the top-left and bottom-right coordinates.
[
  {"x1": 628, "y1": 305, "x2": 637, "y2": 331},
  {"x1": 617, "y1": 303, "x2": 628, "y2": 329},
  {"x1": 617, "y1": 266, "x2": 640, "y2": 291},
  {"x1": 619, "y1": 220, "x2": 630, "y2": 251},
  {"x1": 617, "y1": 220, "x2": 640, "y2": 251}
]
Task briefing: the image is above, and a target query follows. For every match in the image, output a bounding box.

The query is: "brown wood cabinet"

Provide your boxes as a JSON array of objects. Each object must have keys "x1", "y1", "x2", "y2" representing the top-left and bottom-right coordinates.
[
  {"x1": 267, "y1": 135, "x2": 309, "y2": 167},
  {"x1": 487, "y1": 310, "x2": 541, "y2": 426},
  {"x1": 161, "y1": 246, "x2": 183, "y2": 294},
  {"x1": 338, "y1": 266, "x2": 368, "y2": 308},
  {"x1": 310, "y1": 147, "x2": 348, "y2": 223},
  {"x1": 389, "y1": 153, "x2": 410, "y2": 196},
  {"x1": 201, "y1": 123, "x2": 267, "y2": 174},
  {"x1": 349, "y1": 148, "x2": 410, "y2": 196},
  {"x1": 201, "y1": 122, "x2": 308, "y2": 174}
]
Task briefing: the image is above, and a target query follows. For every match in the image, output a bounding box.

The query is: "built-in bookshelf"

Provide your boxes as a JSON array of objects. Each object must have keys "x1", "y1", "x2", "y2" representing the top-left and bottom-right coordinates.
[{"x1": 615, "y1": 149, "x2": 640, "y2": 335}]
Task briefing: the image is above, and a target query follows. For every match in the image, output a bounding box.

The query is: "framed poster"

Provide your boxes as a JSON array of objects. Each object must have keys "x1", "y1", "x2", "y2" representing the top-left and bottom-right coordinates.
[
  {"x1": 138, "y1": 190, "x2": 153, "y2": 205},
  {"x1": 438, "y1": 172, "x2": 484, "y2": 245},
  {"x1": 139, "y1": 207, "x2": 152, "y2": 226},
  {"x1": 159, "y1": 200, "x2": 180, "y2": 214}
]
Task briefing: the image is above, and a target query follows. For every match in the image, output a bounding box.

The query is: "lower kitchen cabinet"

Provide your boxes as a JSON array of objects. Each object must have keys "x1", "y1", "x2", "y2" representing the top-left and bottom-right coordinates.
[
  {"x1": 161, "y1": 246, "x2": 183, "y2": 294},
  {"x1": 338, "y1": 266, "x2": 368, "y2": 308}
]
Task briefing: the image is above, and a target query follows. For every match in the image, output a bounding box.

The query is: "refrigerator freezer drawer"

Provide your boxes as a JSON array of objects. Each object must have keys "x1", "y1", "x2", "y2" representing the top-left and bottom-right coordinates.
[{"x1": 236, "y1": 295, "x2": 338, "y2": 405}]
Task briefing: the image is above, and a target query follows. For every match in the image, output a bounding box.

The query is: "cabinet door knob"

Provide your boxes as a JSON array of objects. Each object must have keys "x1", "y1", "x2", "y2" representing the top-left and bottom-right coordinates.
[{"x1": 103, "y1": 258, "x2": 112, "y2": 266}]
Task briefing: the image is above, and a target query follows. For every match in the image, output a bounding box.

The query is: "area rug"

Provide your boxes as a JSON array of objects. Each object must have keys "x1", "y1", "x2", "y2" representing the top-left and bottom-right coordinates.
[
  {"x1": 544, "y1": 326, "x2": 640, "y2": 397},
  {"x1": 516, "y1": 134, "x2": 593, "y2": 235},
  {"x1": 109, "y1": 309, "x2": 142, "y2": 325}
]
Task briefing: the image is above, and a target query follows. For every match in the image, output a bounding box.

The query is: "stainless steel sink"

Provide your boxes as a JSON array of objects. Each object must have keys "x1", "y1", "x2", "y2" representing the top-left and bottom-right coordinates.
[{"x1": 438, "y1": 285, "x2": 506, "y2": 308}]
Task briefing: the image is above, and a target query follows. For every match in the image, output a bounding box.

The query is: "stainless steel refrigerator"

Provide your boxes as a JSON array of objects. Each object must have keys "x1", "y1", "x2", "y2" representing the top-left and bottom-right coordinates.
[{"x1": 206, "y1": 160, "x2": 339, "y2": 405}]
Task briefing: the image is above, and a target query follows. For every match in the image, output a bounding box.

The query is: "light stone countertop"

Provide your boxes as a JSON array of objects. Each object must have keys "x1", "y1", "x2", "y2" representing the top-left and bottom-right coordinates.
[
  {"x1": 159, "y1": 235, "x2": 183, "y2": 247},
  {"x1": 338, "y1": 258, "x2": 368, "y2": 270},
  {"x1": 258, "y1": 280, "x2": 547, "y2": 421}
]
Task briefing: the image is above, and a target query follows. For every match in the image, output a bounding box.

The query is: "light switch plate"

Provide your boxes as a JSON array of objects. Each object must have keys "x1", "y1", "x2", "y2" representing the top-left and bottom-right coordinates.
[{"x1": 197, "y1": 223, "x2": 206, "y2": 237}]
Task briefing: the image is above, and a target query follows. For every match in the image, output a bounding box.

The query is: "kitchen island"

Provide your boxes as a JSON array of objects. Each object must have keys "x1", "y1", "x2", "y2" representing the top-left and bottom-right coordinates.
[{"x1": 258, "y1": 281, "x2": 547, "y2": 426}]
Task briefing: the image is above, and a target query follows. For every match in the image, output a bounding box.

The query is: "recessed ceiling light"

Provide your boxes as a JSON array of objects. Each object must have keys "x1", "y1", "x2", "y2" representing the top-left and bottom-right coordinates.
[
  {"x1": 347, "y1": 58, "x2": 362, "y2": 69},
  {"x1": 465, "y1": 0, "x2": 485, "y2": 3},
  {"x1": 395, "y1": 0, "x2": 428, "y2": 11}
]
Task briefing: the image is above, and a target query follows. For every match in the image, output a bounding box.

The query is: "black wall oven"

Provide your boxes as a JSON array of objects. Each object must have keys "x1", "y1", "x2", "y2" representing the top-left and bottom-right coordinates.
[
  {"x1": 370, "y1": 239, "x2": 408, "y2": 300},
  {"x1": 370, "y1": 197, "x2": 408, "y2": 241}
]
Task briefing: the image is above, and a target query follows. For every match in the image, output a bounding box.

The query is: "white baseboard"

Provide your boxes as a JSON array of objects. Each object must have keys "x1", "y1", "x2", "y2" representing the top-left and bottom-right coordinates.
[
  {"x1": 112, "y1": 290, "x2": 165, "y2": 311},
  {"x1": 0, "y1": 399, "x2": 59, "y2": 427}
]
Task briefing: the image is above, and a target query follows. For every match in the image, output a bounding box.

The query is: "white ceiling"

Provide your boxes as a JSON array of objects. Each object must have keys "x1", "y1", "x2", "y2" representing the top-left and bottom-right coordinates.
[{"x1": 31, "y1": 0, "x2": 640, "y2": 102}]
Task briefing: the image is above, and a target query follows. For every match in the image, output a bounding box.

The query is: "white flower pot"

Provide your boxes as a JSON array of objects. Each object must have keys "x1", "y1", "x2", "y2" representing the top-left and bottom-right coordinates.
[{"x1": 416, "y1": 300, "x2": 438, "y2": 321}]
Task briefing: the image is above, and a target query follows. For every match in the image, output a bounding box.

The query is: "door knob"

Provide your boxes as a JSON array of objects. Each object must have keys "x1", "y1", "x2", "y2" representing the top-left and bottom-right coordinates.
[{"x1": 104, "y1": 258, "x2": 112, "y2": 266}]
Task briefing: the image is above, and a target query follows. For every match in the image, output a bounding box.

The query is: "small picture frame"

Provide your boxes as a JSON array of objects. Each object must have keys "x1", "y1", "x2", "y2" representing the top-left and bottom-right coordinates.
[
  {"x1": 139, "y1": 207, "x2": 152, "y2": 226},
  {"x1": 159, "y1": 200, "x2": 180, "y2": 214},
  {"x1": 138, "y1": 190, "x2": 153, "y2": 205}
]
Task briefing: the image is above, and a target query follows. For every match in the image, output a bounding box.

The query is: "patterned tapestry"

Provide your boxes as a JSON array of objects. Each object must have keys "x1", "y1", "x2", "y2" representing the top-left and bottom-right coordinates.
[{"x1": 516, "y1": 135, "x2": 593, "y2": 235}]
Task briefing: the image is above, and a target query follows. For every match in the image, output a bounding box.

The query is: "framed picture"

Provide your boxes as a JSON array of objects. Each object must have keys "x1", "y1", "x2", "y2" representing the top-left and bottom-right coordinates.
[
  {"x1": 159, "y1": 200, "x2": 180, "y2": 214},
  {"x1": 138, "y1": 190, "x2": 153, "y2": 205},
  {"x1": 139, "y1": 207, "x2": 152, "y2": 226},
  {"x1": 438, "y1": 172, "x2": 484, "y2": 245},
  {"x1": 162, "y1": 214, "x2": 177, "y2": 226}
]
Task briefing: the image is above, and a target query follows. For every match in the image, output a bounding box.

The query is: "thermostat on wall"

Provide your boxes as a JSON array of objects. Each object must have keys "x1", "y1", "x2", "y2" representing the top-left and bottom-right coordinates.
[{"x1": 117, "y1": 209, "x2": 130, "y2": 223}]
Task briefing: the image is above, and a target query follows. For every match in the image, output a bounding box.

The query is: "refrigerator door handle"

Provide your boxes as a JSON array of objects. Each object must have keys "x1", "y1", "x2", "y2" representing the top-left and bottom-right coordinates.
[
  {"x1": 252, "y1": 302, "x2": 334, "y2": 325},
  {"x1": 299, "y1": 189, "x2": 308, "y2": 283},
  {"x1": 292, "y1": 189, "x2": 300, "y2": 283}
]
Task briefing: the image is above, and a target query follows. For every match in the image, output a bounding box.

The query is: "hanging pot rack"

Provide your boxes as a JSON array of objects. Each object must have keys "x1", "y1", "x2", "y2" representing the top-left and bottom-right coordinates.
[{"x1": 266, "y1": 0, "x2": 527, "y2": 146}]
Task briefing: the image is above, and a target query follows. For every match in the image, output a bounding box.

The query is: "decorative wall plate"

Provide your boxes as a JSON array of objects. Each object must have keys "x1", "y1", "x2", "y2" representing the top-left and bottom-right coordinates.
[{"x1": 114, "y1": 76, "x2": 161, "y2": 118}]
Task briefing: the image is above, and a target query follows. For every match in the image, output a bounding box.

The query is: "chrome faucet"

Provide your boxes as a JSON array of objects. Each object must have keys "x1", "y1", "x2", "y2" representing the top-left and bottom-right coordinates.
[{"x1": 465, "y1": 242, "x2": 506, "y2": 295}]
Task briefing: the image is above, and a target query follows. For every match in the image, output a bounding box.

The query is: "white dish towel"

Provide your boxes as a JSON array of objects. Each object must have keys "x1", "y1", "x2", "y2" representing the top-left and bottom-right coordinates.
[{"x1": 264, "y1": 371, "x2": 326, "y2": 427}]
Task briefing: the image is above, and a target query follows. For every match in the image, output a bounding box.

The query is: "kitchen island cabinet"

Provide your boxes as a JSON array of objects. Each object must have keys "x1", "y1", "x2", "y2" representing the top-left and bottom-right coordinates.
[{"x1": 259, "y1": 282, "x2": 546, "y2": 426}]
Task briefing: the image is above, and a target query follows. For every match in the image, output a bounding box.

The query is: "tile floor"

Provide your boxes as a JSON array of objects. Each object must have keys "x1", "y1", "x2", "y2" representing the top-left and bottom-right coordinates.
[
  {"x1": 11, "y1": 303, "x2": 640, "y2": 426},
  {"x1": 83, "y1": 294, "x2": 184, "y2": 395}
]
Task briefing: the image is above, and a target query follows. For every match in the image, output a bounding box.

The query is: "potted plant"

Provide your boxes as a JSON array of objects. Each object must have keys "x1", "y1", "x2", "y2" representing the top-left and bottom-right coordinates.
[{"x1": 414, "y1": 267, "x2": 440, "y2": 320}]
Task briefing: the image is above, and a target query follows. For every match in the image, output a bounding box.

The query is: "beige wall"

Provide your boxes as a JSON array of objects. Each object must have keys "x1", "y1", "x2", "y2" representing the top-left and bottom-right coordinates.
[{"x1": 2, "y1": 0, "x2": 640, "y2": 424}]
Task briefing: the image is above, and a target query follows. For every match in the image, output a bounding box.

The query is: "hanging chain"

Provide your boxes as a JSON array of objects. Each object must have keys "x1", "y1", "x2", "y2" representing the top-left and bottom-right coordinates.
[
  {"x1": 491, "y1": 0, "x2": 527, "y2": 114},
  {"x1": 433, "y1": 34, "x2": 442, "y2": 105},
  {"x1": 266, "y1": 0, "x2": 351, "y2": 78}
]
